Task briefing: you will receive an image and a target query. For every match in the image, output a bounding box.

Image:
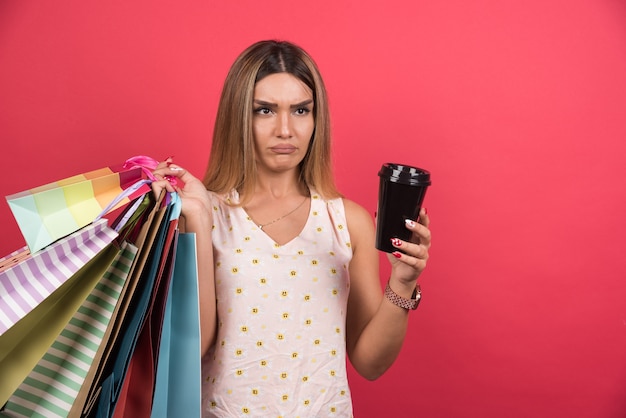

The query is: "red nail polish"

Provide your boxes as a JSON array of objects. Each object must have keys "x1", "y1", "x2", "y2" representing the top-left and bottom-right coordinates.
[
  {"x1": 392, "y1": 251, "x2": 402, "y2": 259},
  {"x1": 391, "y1": 238, "x2": 402, "y2": 247}
]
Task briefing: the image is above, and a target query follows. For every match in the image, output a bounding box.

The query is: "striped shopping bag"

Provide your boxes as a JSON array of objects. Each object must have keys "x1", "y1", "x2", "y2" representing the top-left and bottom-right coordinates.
[
  {"x1": 0, "y1": 219, "x2": 119, "y2": 336},
  {"x1": 0, "y1": 242, "x2": 121, "y2": 406},
  {"x1": 2, "y1": 241, "x2": 139, "y2": 418}
]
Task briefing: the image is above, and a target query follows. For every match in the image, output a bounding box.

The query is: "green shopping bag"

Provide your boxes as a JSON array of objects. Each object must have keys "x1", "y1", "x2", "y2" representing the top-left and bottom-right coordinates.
[
  {"x1": 2, "y1": 241, "x2": 138, "y2": 418},
  {"x1": 0, "y1": 244, "x2": 121, "y2": 406}
]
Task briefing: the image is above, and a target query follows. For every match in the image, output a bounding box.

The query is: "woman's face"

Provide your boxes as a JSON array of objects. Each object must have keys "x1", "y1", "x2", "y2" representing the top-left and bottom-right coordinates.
[{"x1": 252, "y1": 72, "x2": 314, "y2": 174}]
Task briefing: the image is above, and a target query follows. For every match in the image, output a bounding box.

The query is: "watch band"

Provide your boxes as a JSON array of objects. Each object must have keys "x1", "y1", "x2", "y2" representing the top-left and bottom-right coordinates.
[{"x1": 384, "y1": 280, "x2": 421, "y2": 310}]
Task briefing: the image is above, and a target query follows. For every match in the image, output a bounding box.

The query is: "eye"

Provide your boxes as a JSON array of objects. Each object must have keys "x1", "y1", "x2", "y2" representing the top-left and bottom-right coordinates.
[
  {"x1": 254, "y1": 107, "x2": 272, "y2": 115},
  {"x1": 294, "y1": 107, "x2": 311, "y2": 116}
]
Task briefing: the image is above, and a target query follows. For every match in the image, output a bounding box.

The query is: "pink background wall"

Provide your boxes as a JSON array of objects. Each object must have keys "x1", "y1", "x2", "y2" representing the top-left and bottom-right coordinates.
[{"x1": 2, "y1": 1, "x2": 625, "y2": 417}]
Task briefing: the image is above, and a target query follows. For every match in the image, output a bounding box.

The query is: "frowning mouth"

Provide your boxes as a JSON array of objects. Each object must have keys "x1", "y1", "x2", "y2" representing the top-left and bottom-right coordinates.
[{"x1": 270, "y1": 146, "x2": 297, "y2": 154}]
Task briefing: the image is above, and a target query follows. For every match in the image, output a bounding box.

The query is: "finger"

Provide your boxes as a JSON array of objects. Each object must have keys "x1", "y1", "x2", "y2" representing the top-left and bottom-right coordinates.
[
  {"x1": 418, "y1": 207, "x2": 430, "y2": 227},
  {"x1": 152, "y1": 156, "x2": 174, "y2": 171},
  {"x1": 153, "y1": 164, "x2": 191, "y2": 180},
  {"x1": 391, "y1": 238, "x2": 428, "y2": 260},
  {"x1": 390, "y1": 249, "x2": 427, "y2": 271},
  {"x1": 151, "y1": 165, "x2": 184, "y2": 188},
  {"x1": 151, "y1": 179, "x2": 176, "y2": 198},
  {"x1": 405, "y1": 218, "x2": 432, "y2": 247}
]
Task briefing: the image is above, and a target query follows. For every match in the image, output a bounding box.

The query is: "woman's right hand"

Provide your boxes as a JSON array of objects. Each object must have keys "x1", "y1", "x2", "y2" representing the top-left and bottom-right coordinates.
[
  {"x1": 151, "y1": 157, "x2": 212, "y2": 222},
  {"x1": 154, "y1": 158, "x2": 217, "y2": 353}
]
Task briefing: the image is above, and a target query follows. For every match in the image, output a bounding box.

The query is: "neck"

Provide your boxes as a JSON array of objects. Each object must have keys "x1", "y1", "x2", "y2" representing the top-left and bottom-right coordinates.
[{"x1": 251, "y1": 171, "x2": 307, "y2": 200}]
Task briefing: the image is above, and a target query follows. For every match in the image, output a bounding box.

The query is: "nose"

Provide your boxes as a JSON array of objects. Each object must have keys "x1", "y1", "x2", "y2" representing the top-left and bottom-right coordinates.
[{"x1": 276, "y1": 112, "x2": 292, "y2": 138}]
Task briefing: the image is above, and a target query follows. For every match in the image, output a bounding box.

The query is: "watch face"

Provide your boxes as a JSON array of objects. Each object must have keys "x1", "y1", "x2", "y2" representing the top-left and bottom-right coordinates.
[{"x1": 411, "y1": 285, "x2": 421, "y2": 309}]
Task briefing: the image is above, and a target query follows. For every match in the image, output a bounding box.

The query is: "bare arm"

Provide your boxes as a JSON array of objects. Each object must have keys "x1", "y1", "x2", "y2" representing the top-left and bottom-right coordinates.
[
  {"x1": 344, "y1": 199, "x2": 431, "y2": 380},
  {"x1": 179, "y1": 210, "x2": 216, "y2": 356},
  {"x1": 152, "y1": 161, "x2": 217, "y2": 356}
]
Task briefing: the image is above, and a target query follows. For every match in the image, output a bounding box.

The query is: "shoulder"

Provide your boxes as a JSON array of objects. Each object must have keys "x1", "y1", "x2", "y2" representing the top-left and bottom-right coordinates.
[
  {"x1": 207, "y1": 189, "x2": 239, "y2": 206},
  {"x1": 320, "y1": 195, "x2": 370, "y2": 224},
  {"x1": 342, "y1": 198, "x2": 372, "y2": 225},
  {"x1": 313, "y1": 192, "x2": 374, "y2": 240},
  {"x1": 341, "y1": 198, "x2": 375, "y2": 246}
]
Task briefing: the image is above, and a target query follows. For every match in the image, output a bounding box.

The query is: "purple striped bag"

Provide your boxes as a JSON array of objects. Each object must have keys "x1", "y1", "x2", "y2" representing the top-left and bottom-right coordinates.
[{"x1": 0, "y1": 218, "x2": 118, "y2": 336}]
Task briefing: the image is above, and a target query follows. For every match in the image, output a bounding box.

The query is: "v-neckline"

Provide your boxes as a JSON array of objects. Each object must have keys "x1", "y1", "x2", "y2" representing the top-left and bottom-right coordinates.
[{"x1": 241, "y1": 190, "x2": 314, "y2": 247}]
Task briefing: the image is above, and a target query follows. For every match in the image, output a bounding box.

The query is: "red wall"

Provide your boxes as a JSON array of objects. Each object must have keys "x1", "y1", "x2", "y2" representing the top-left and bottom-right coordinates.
[{"x1": 2, "y1": 1, "x2": 625, "y2": 417}]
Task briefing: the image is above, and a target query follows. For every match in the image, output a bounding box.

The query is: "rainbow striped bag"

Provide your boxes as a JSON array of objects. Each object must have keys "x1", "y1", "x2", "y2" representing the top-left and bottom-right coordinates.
[{"x1": 6, "y1": 164, "x2": 145, "y2": 253}]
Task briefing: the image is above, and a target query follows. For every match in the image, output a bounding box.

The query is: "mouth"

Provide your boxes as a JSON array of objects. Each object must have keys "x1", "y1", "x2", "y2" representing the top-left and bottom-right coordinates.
[{"x1": 270, "y1": 146, "x2": 297, "y2": 154}]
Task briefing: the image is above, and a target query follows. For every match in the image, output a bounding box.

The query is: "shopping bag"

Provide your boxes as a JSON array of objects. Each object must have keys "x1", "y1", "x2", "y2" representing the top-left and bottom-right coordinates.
[
  {"x1": 0, "y1": 219, "x2": 119, "y2": 336},
  {"x1": 77, "y1": 191, "x2": 170, "y2": 417},
  {"x1": 106, "y1": 191, "x2": 151, "y2": 235},
  {"x1": 0, "y1": 242, "x2": 121, "y2": 406},
  {"x1": 111, "y1": 194, "x2": 182, "y2": 418},
  {"x1": 93, "y1": 193, "x2": 180, "y2": 418},
  {"x1": 6, "y1": 164, "x2": 144, "y2": 253},
  {"x1": 151, "y1": 232, "x2": 201, "y2": 418},
  {"x1": 111, "y1": 235, "x2": 177, "y2": 418},
  {"x1": 95, "y1": 179, "x2": 152, "y2": 229},
  {"x1": 2, "y1": 241, "x2": 139, "y2": 418},
  {"x1": 67, "y1": 195, "x2": 158, "y2": 418}
]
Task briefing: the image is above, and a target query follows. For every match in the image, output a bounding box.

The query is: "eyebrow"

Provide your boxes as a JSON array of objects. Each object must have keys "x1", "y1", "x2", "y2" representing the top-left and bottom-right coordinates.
[{"x1": 253, "y1": 99, "x2": 314, "y2": 109}]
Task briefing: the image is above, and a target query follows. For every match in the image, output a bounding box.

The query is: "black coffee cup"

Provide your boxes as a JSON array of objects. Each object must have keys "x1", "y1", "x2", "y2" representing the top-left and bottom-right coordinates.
[{"x1": 375, "y1": 163, "x2": 431, "y2": 253}]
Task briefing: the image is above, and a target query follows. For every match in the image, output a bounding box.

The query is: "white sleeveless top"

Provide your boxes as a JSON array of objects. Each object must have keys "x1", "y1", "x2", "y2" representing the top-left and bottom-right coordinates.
[{"x1": 202, "y1": 189, "x2": 354, "y2": 417}]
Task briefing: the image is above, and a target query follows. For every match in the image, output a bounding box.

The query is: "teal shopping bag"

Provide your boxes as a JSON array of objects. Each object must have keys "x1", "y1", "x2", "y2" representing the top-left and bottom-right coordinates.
[{"x1": 151, "y1": 232, "x2": 201, "y2": 418}]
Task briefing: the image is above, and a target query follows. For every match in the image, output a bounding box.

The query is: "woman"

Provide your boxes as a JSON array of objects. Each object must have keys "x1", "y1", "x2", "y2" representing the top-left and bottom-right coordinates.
[{"x1": 152, "y1": 40, "x2": 431, "y2": 417}]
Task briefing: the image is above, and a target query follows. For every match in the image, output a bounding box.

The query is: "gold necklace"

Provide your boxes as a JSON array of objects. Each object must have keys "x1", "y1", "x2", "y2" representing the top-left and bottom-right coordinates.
[{"x1": 252, "y1": 195, "x2": 309, "y2": 230}]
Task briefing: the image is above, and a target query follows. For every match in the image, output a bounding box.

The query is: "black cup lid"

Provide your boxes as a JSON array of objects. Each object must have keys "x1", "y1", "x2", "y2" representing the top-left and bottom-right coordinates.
[{"x1": 378, "y1": 163, "x2": 431, "y2": 186}]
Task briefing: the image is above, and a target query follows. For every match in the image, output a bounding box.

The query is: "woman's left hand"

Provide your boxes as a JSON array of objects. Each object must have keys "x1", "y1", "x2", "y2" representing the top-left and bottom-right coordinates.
[{"x1": 387, "y1": 207, "x2": 431, "y2": 284}]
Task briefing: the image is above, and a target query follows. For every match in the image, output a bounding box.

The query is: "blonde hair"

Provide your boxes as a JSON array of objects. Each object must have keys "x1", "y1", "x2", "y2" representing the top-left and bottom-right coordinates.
[{"x1": 203, "y1": 40, "x2": 341, "y2": 204}]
